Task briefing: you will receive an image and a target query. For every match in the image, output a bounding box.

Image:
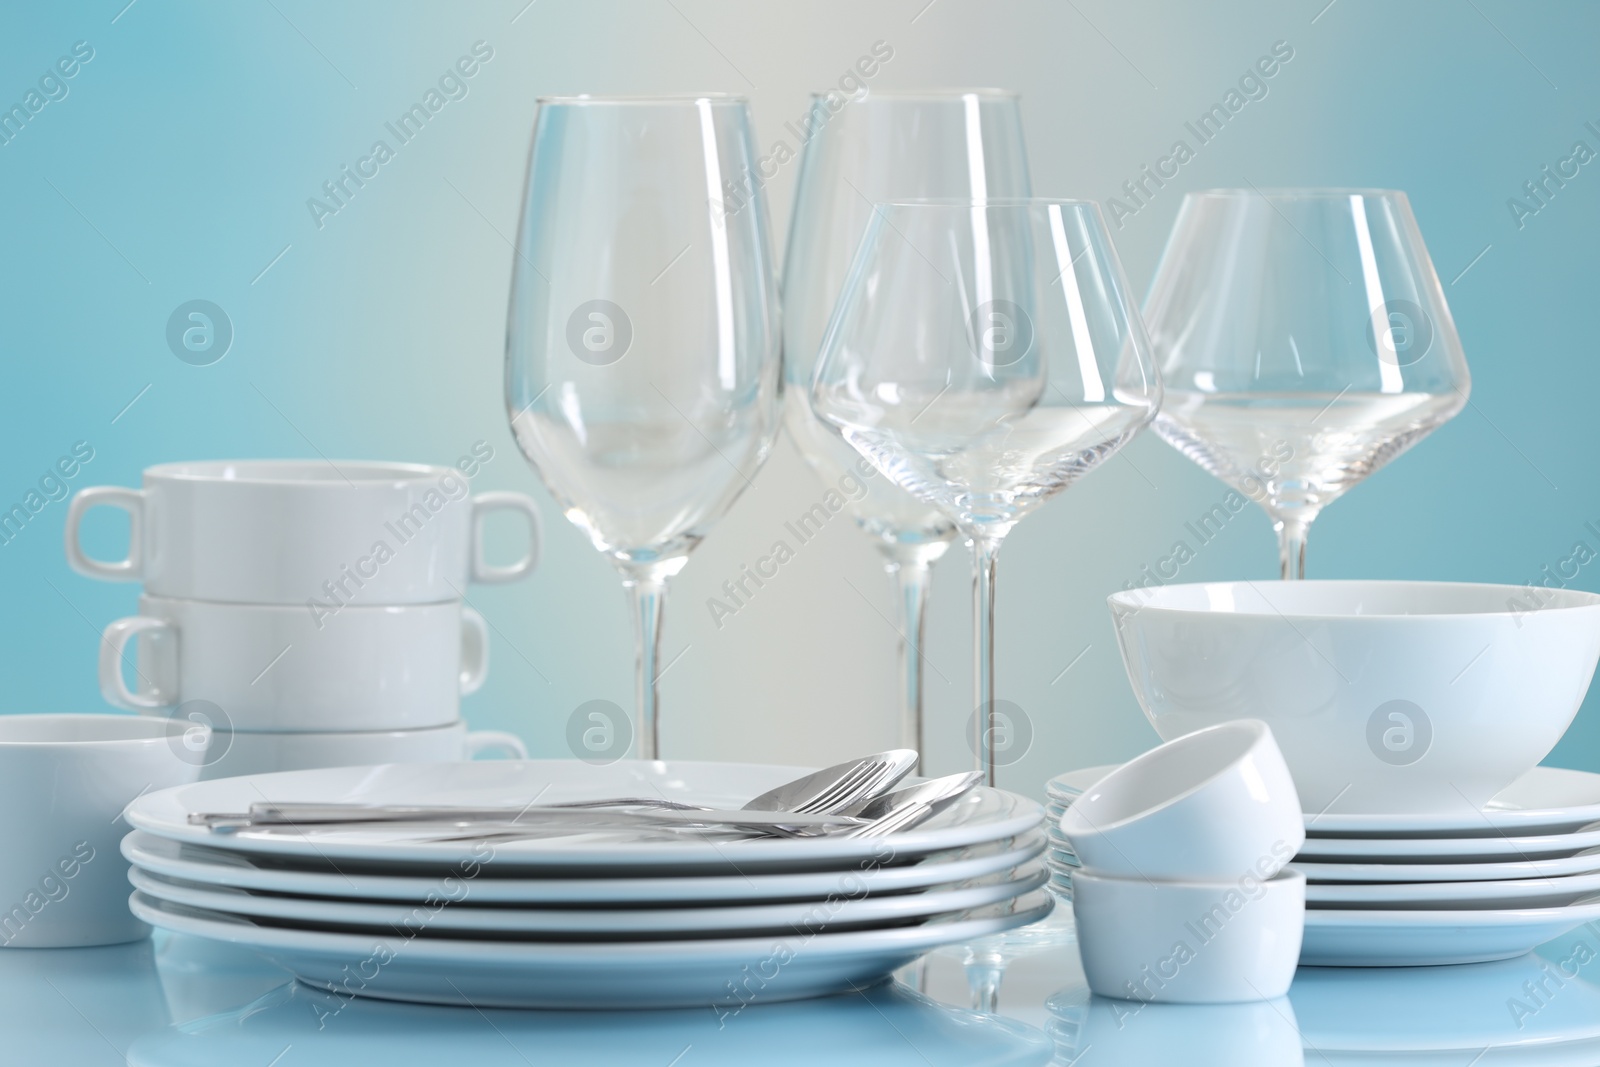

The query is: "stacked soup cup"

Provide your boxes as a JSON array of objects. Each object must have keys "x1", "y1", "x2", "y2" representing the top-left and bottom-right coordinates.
[
  {"x1": 68, "y1": 459, "x2": 539, "y2": 777},
  {"x1": 1058, "y1": 720, "x2": 1307, "y2": 1003}
]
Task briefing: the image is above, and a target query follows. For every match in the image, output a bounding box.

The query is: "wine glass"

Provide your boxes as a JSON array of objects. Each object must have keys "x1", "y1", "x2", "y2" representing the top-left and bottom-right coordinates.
[
  {"x1": 811, "y1": 199, "x2": 1161, "y2": 786},
  {"x1": 783, "y1": 90, "x2": 1031, "y2": 769},
  {"x1": 505, "y1": 95, "x2": 781, "y2": 759},
  {"x1": 1142, "y1": 188, "x2": 1470, "y2": 579}
]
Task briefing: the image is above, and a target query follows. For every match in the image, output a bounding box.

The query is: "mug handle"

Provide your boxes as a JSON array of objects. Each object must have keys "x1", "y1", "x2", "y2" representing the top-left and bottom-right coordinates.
[
  {"x1": 99, "y1": 616, "x2": 176, "y2": 710},
  {"x1": 465, "y1": 731, "x2": 527, "y2": 760},
  {"x1": 469, "y1": 491, "x2": 542, "y2": 584},
  {"x1": 459, "y1": 607, "x2": 489, "y2": 697},
  {"x1": 65, "y1": 486, "x2": 145, "y2": 581}
]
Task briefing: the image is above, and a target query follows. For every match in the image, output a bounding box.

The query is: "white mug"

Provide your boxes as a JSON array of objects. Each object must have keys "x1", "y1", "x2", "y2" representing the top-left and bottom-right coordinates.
[
  {"x1": 0, "y1": 714, "x2": 206, "y2": 947},
  {"x1": 100, "y1": 596, "x2": 488, "y2": 732},
  {"x1": 197, "y1": 721, "x2": 527, "y2": 780},
  {"x1": 66, "y1": 459, "x2": 542, "y2": 605}
]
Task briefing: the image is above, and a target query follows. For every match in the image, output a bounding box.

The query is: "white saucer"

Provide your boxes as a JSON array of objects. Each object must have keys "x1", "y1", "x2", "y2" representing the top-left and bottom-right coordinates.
[
  {"x1": 1293, "y1": 848, "x2": 1600, "y2": 883},
  {"x1": 1044, "y1": 765, "x2": 1116, "y2": 801},
  {"x1": 127, "y1": 761, "x2": 1043, "y2": 873},
  {"x1": 1301, "y1": 897, "x2": 1600, "y2": 966},
  {"x1": 129, "y1": 863, "x2": 1049, "y2": 935},
  {"x1": 129, "y1": 889, "x2": 1056, "y2": 1008},
  {"x1": 121, "y1": 829, "x2": 1047, "y2": 903},
  {"x1": 1296, "y1": 820, "x2": 1600, "y2": 862},
  {"x1": 1306, "y1": 868, "x2": 1600, "y2": 909},
  {"x1": 1304, "y1": 766, "x2": 1600, "y2": 837}
]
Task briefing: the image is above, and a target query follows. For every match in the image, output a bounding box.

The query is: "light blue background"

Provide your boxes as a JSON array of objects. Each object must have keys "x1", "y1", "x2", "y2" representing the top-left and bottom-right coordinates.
[{"x1": 1, "y1": 0, "x2": 1595, "y2": 796}]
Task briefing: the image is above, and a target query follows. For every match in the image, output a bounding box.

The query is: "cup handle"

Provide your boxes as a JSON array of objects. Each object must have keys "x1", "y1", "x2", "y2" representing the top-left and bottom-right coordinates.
[
  {"x1": 65, "y1": 486, "x2": 145, "y2": 581},
  {"x1": 464, "y1": 731, "x2": 527, "y2": 760},
  {"x1": 99, "y1": 616, "x2": 176, "y2": 710},
  {"x1": 469, "y1": 491, "x2": 542, "y2": 584},
  {"x1": 459, "y1": 607, "x2": 489, "y2": 696}
]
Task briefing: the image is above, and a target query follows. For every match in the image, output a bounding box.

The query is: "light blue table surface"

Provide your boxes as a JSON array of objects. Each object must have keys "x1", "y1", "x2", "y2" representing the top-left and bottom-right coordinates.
[{"x1": 10, "y1": 924, "x2": 1600, "y2": 1066}]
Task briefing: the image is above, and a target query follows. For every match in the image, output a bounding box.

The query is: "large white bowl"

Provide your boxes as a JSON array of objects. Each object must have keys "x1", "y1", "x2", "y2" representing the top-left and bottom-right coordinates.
[{"x1": 1108, "y1": 580, "x2": 1600, "y2": 815}]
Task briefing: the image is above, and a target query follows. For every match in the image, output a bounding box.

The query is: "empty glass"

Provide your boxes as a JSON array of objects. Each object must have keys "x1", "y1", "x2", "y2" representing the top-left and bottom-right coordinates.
[
  {"x1": 811, "y1": 199, "x2": 1161, "y2": 785},
  {"x1": 505, "y1": 95, "x2": 781, "y2": 758},
  {"x1": 1143, "y1": 189, "x2": 1470, "y2": 578},
  {"x1": 783, "y1": 90, "x2": 1031, "y2": 768}
]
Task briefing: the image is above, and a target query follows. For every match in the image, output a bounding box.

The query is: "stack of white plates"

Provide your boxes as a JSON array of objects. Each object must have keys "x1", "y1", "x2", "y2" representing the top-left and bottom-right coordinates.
[
  {"x1": 1296, "y1": 765, "x2": 1600, "y2": 967},
  {"x1": 122, "y1": 760, "x2": 1050, "y2": 1008},
  {"x1": 1047, "y1": 763, "x2": 1600, "y2": 967},
  {"x1": 1044, "y1": 766, "x2": 1116, "y2": 899}
]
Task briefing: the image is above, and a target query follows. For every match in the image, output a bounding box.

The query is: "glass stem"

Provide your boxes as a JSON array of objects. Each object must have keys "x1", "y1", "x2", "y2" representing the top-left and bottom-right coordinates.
[
  {"x1": 883, "y1": 546, "x2": 935, "y2": 774},
  {"x1": 1275, "y1": 517, "x2": 1310, "y2": 581},
  {"x1": 965, "y1": 952, "x2": 1006, "y2": 1013},
  {"x1": 971, "y1": 534, "x2": 1003, "y2": 787},
  {"x1": 621, "y1": 569, "x2": 668, "y2": 760}
]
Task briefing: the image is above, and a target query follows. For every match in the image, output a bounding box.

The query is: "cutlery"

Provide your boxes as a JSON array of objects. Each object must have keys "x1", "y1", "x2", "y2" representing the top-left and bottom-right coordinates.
[
  {"x1": 192, "y1": 806, "x2": 862, "y2": 835},
  {"x1": 217, "y1": 749, "x2": 922, "y2": 829}
]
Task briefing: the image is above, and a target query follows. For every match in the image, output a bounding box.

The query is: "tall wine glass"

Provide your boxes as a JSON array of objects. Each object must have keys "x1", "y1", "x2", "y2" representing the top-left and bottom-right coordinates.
[
  {"x1": 505, "y1": 96, "x2": 781, "y2": 759},
  {"x1": 811, "y1": 199, "x2": 1161, "y2": 786},
  {"x1": 783, "y1": 90, "x2": 1031, "y2": 769},
  {"x1": 1143, "y1": 189, "x2": 1470, "y2": 579}
]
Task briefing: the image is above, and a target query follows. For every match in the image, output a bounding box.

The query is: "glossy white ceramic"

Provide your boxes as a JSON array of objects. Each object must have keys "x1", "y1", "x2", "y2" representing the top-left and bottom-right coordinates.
[
  {"x1": 1299, "y1": 897, "x2": 1600, "y2": 966},
  {"x1": 99, "y1": 595, "x2": 487, "y2": 732},
  {"x1": 120, "y1": 828, "x2": 1047, "y2": 903},
  {"x1": 66, "y1": 459, "x2": 542, "y2": 604},
  {"x1": 1305, "y1": 868, "x2": 1600, "y2": 909},
  {"x1": 128, "y1": 863, "x2": 1049, "y2": 934},
  {"x1": 1057, "y1": 721, "x2": 1304, "y2": 881},
  {"x1": 1070, "y1": 867, "x2": 1305, "y2": 1003},
  {"x1": 1109, "y1": 580, "x2": 1600, "y2": 815},
  {"x1": 195, "y1": 723, "x2": 526, "y2": 780},
  {"x1": 1304, "y1": 766, "x2": 1600, "y2": 836},
  {"x1": 0, "y1": 714, "x2": 204, "y2": 947},
  {"x1": 128, "y1": 890, "x2": 1055, "y2": 1008},
  {"x1": 1292, "y1": 847, "x2": 1600, "y2": 883},
  {"x1": 126, "y1": 761, "x2": 1046, "y2": 873},
  {"x1": 1296, "y1": 820, "x2": 1600, "y2": 862}
]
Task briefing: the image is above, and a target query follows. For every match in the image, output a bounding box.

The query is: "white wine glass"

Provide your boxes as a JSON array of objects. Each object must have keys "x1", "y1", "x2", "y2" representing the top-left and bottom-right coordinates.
[
  {"x1": 783, "y1": 89, "x2": 1031, "y2": 768},
  {"x1": 811, "y1": 199, "x2": 1161, "y2": 786},
  {"x1": 505, "y1": 95, "x2": 781, "y2": 758},
  {"x1": 1143, "y1": 188, "x2": 1470, "y2": 578}
]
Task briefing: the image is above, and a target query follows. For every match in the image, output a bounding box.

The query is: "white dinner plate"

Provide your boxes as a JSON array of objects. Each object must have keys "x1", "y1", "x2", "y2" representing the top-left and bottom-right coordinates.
[
  {"x1": 129, "y1": 863, "x2": 1050, "y2": 936},
  {"x1": 1306, "y1": 868, "x2": 1600, "y2": 909},
  {"x1": 121, "y1": 829, "x2": 1046, "y2": 903},
  {"x1": 1300, "y1": 897, "x2": 1600, "y2": 966},
  {"x1": 127, "y1": 761, "x2": 1043, "y2": 873},
  {"x1": 1045, "y1": 766, "x2": 1116, "y2": 801},
  {"x1": 1296, "y1": 821, "x2": 1600, "y2": 862},
  {"x1": 129, "y1": 889, "x2": 1056, "y2": 1008},
  {"x1": 1293, "y1": 847, "x2": 1600, "y2": 883},
  {"x1": 1303, "y1": 766, "x2": 1600, "y2": 837}
]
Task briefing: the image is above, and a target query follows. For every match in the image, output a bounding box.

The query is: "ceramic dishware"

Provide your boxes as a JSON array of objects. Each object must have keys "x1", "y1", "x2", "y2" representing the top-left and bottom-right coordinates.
[
  {"x1": 125, "y1": 761, "x2": 1045, "y2": 873},
  {"x1": 1299, "y1": 896, "x2": 1600, "y2": 966},
  {"x1": 1057, "y1": 721, "x2": 1303, "y2": 881},
  {"x1": 66, "y1": 460, "x2": 541, "y2": 604},
  {"x1": 129, "y1": 889, "x2": 1054, "y2": 1008},
  {"x1": 1071, "y1": 867, "x2": 1306, "y2": 1002},
  {"x1": 1109, "y1": 580, "x2": 1600, "y2": 814},
  {"x1": 99, "y1": 596, "x2": 487, "y2": 732},
  {"x1": 196, "y1": 722, "x2": 525, "y2": 780},
  {"x1": 0, "y1": 714, "x2": 205, "y2": 947}
]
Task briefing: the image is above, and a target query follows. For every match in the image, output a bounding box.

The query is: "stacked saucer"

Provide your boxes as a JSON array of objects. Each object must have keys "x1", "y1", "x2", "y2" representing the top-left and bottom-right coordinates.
[
  {"x1": 1051, "y1": 763, "x2": 1600, "y2": 966},
  {"x1": 1044, "y1": 765, "x2": 1115, "y2": 898},
  {"x1": 1295, "y1": 765, "x2": 1600, "y2": 966},
  {"x1": 122, "y1": 760, "x2": 1050, "y2": 1008}
]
